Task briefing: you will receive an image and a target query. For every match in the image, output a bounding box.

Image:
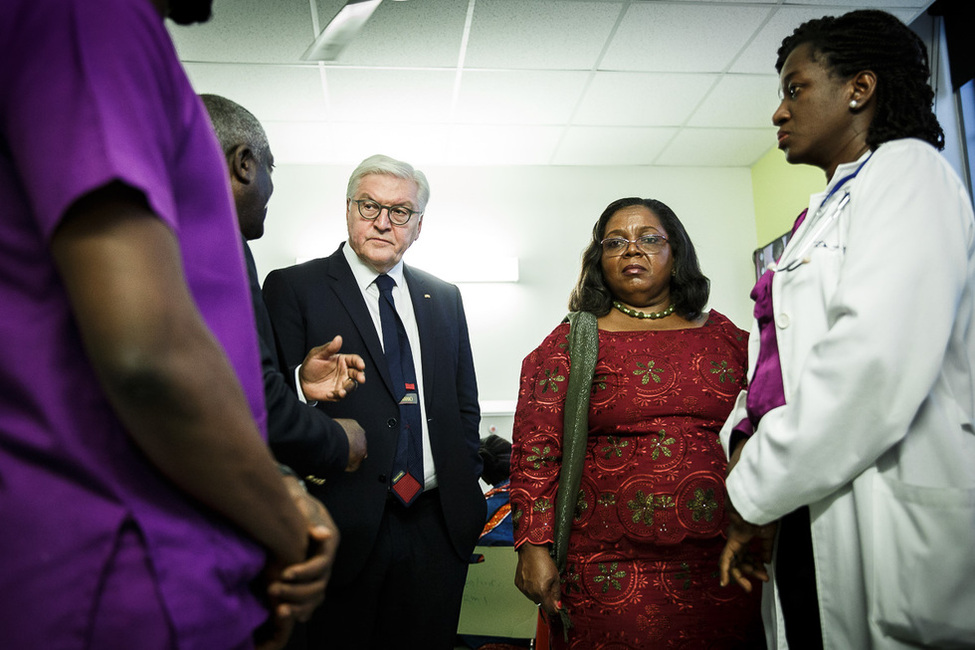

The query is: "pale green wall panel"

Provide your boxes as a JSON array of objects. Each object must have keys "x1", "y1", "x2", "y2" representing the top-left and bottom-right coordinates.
[{"x1": 750, "y1": 146, "x2": 824, "y2": 246}]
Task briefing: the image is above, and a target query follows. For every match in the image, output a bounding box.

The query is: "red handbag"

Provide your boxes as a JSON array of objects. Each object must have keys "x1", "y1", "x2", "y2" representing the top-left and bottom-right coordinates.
[{"x1": 534, "y1": 608, "x2": 551, "y2": 650}]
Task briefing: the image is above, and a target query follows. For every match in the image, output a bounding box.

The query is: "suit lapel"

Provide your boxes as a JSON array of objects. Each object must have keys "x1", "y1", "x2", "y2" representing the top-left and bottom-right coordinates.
[
  {"x1": 405, "y1": 266, "x2": 437, "y2": 411},
  {"x1": 327, "y1": 249, "x2": 396, "y2": 397}
]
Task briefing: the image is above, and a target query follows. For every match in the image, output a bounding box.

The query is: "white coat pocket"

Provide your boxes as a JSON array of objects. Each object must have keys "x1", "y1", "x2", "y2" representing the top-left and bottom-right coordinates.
[{"x1": 870, "y1": 474, "x2": 975, "y2": 647}]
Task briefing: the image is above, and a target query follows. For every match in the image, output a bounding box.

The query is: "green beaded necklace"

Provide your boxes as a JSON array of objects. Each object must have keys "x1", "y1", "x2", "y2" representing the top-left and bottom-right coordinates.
[{"x1": 612, "y1": 301, "x2": 675, "y2": 320}]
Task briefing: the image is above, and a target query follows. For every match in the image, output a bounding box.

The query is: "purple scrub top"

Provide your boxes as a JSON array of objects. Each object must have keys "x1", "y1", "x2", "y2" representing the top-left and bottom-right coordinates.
[{"x1": 1, "y1": 0, "x2": 269, "y2": 647}]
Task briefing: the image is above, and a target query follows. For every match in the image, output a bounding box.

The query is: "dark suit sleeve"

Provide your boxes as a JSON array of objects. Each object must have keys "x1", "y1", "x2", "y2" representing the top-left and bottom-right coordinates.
[
  {"x1": 262, "y1": 267, "x2": 314, "y2": 372},
  {"x1": 245, "y1": 243, "x2": 348, "y2": 477},
  {"x1": 261, "y1": 360, "x2": 349, "y2": 477},
  {"x1": 453, "y1": 287, "x2": 483, "y2": 475},
  {"x1": 425, "y1": 279, "x2": 486, "y2": 557}
]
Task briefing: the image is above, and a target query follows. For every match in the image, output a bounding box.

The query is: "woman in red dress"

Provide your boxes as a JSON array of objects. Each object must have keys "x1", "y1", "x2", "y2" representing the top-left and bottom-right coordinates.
[{"x1": 511, "y1": 197, "x2": 764, "y2": 648}]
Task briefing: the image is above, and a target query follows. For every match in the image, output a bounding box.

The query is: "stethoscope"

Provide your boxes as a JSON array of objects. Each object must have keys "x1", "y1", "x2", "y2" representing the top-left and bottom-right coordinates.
[{"x1": 772, "y1": 153, "x2": 873, "y2": 274}]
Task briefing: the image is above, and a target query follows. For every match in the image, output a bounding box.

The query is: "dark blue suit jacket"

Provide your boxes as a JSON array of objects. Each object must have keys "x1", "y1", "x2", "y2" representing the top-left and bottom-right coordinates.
[
  {"x1": 243, "y1": 240, "x2": 349, "y2": 477},
  {"x1": 262, "y1": 244, "x2": 485, "y2": 585}
]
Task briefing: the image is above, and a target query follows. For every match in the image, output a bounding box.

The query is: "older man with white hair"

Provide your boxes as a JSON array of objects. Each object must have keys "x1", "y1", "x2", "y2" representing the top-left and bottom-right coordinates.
[{"x1": 263, "y1": 154, "x2": 485, "y2": 649}]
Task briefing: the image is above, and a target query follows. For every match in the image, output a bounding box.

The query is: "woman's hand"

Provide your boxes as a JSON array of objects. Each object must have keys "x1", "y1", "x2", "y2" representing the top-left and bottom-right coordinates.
[
  {"x1": 719, "y1": 501, "x2": 776, "y2": 593},
  {"x1": 515, "y1": 543, "x2": 562, "y2": 616},
  {"x1": 719, "y1": 437, "x2": 775, "y2": 592}
]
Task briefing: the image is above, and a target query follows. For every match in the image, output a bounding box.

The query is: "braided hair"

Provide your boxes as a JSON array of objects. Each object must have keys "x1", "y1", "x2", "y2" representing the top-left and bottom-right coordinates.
[{"x1": 776, "y1": 9, "x2": 944, "y2": 150}]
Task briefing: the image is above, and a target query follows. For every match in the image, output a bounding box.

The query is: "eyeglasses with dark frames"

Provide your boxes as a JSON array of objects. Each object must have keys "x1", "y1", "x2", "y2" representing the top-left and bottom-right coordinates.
[
  {"x1": 352, "y1": 199, "x2": 420, "y2": 226},
  {"x1": 600, "y1": 234, "x2": 669, "y2": 256}
]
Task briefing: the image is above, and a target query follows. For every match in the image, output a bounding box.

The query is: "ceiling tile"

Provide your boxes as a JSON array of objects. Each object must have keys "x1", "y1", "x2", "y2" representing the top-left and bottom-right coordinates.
[
  {"x1": 169, "y1": 0, "x2": 313, "y2": 63},
  {"x1": 732, "y1": 4, "x2": 931, "y2": 73},
  {"x1": 265, "y1": 121, "x2": 454, "y2": 166},
  {"x1": 322, "y1": 68, "x2": 456, "y2": 123},
  {"x1": 317, "y1": 0, "x2": 469, "y2": 67},
  {"x1": 552, "y1": 126, "x2": 679, "y2": 165},
  {"x1": 729, "y1": 5, "x2": 841, "y2": 74},
  {"x1": 573, "y1": 72, "x2": 719, "y2": 126},
  {"x1": 660, "y1": 0, "x2": 776, "y2": 3},
  {"x1": 446, "y1": 125, "x2": 564, "y2": 165},
  {"x1": 688, "y1": 74, "x2": 780, "y2": 128},
  {"x1": 657, "y1": 128, "x2": 776, "y2": 167},
  {"x1": 783, "y1": 0, "x2": 929, "y2": 6},
  {"x1": 168, "y1": 0, "x2": 939, "y2": 167},
  {"x1": 328, "y1": 122, "x2": 453, "y2": 166},
  {"x1": 600, "y1": 3, "x2": 774, "y2": 72},
  {"x1": 465, "y1": 0, "x2": 624, "y2": 70},
  {"x1": 453, "y1": 70, "x2": 592, "y2": 124},
  {"x1": 184, "y1": 63, "x2": 329, "y2": 122}
]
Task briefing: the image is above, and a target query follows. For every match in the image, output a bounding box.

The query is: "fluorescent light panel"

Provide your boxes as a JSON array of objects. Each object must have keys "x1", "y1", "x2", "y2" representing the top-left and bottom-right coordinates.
[{"x1": 301, "y1": 0, "x2": 383, "y2": 62}]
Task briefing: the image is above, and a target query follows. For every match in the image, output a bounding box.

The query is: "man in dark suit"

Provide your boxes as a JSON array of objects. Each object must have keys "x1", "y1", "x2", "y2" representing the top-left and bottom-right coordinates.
[
  {"x1": 263, "y1": 154, "x2": 486, "y2": 649},
  {"x1": 200, "y1": 94, "x2": 367, "y2": 484},
  {"x1": 202, "y1": 93, "x2": 373, "y2": 649}
]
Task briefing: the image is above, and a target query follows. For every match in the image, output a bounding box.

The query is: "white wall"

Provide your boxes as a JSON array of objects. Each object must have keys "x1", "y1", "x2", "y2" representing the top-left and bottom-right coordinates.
[{"x1": 250, "y1": 163, "x2": 760, "y2": 439}]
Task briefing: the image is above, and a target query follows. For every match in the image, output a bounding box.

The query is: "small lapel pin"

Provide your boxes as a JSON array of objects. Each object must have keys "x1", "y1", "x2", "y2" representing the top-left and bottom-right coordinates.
[{"x1": 424, "y1": 294, "x2": 431, "y2": 299}]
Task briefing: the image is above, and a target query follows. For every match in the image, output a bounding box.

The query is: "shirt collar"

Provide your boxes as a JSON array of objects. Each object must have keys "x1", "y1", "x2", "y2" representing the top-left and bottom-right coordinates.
[{"x1": 342, "y1": 242, "x2": 406, "y2": 292}]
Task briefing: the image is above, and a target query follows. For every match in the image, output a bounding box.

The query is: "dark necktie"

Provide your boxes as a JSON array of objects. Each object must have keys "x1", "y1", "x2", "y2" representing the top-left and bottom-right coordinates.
[{"x1": 375, "y1": 274, "x2": 424, "y2": 506}]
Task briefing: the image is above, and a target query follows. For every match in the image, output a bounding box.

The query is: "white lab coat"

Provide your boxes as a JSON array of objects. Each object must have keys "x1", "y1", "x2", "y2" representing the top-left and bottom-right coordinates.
[{"x1": 720, "y1": 139, "x2": 975, "y2": 649}]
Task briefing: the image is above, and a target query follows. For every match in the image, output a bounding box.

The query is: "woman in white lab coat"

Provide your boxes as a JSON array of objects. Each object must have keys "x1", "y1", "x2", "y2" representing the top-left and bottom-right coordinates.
[{"x1": 717, "y1": 9, "x2": 975, "y2": 649}]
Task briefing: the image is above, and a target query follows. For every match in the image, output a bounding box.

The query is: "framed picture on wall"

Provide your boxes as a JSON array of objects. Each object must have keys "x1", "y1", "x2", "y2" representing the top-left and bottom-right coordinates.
[{"x1": 752, "y1": 231, "x2": 792, "y2": 282}]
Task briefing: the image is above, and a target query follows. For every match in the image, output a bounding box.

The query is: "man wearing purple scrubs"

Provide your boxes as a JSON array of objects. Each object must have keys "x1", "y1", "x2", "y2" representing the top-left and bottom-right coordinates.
[{"x1": 0, "y1": 1, "x2": 330, "y2": 648}]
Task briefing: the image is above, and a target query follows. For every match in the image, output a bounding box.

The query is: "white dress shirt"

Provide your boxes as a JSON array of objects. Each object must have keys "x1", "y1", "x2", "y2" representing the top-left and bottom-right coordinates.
[{"x1": 342, "y1": 243, "x2": 437, "y2": 489}]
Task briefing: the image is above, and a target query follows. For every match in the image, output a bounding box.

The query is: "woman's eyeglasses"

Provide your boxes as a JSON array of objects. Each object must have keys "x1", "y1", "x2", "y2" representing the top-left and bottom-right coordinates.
[{"x1": 600, "y1": 235, "x2": 669, "y2": 256}]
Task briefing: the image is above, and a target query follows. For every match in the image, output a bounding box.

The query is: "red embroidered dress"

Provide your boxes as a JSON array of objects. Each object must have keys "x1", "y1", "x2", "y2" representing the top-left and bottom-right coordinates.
[{"x1": 511, "y1": 311, "x2": 764, "y2": 649}]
